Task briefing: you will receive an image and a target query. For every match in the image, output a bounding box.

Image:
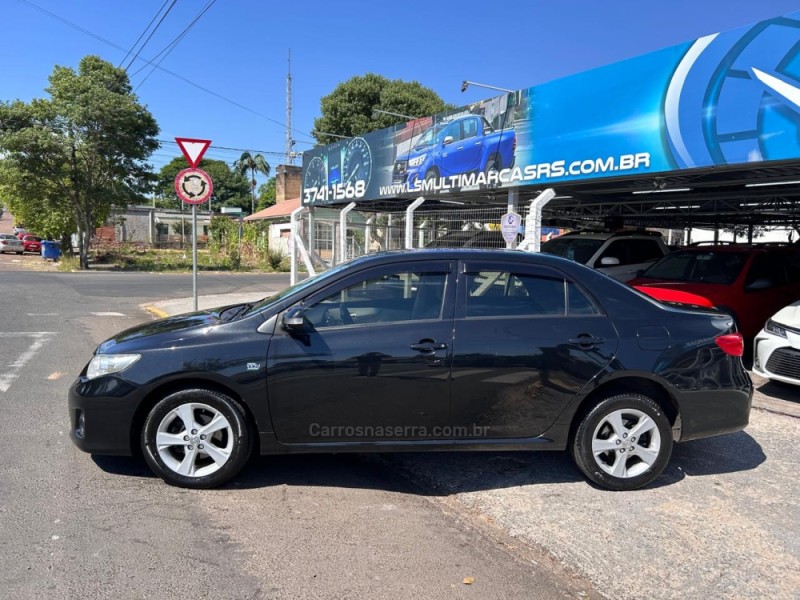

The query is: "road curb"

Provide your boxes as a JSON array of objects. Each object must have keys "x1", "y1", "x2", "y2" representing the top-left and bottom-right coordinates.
[{"x1": 143, "y1": 305, "x2": 169, "y2": 319}]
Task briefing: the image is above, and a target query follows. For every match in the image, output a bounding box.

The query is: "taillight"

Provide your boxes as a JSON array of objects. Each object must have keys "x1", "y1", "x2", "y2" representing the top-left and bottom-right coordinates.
[{"x1": 715, "y1": 333, "x2": 744, "y2": 357}]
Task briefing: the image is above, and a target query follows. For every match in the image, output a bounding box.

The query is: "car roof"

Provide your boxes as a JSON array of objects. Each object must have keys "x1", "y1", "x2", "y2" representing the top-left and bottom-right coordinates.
[
  {"x1": 676, "y1": 244, "x2": 798, "y2": 254},
  {"x1": 345, "y1": 248, "x2": 584, "y2": 271}
]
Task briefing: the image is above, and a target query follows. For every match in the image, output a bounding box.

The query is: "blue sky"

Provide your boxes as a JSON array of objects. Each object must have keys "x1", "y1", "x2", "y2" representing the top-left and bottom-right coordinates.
[{"x1": 2, "y1": 0, "x2": 799, "y2": 186}]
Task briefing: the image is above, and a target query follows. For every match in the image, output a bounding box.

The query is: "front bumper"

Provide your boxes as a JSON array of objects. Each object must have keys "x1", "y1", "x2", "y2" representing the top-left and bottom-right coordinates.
[
  {"x1": 68, "y1": 375, "x2": 143, "y2": 455},
  {"x1": 753, "y1": 329, "x2": 800, "y2": 386}
]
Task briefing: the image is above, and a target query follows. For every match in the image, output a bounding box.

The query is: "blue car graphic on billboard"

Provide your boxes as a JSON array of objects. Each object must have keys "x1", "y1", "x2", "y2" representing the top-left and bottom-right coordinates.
[{"x1": 392, "y1": 115, "x2": 516, "y2": 187}]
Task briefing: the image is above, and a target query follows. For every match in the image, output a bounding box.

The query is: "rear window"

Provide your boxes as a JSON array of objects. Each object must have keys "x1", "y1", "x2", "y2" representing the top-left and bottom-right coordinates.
[{"x1": 641, "y1": 250, "x2": 748, "y2": 284}]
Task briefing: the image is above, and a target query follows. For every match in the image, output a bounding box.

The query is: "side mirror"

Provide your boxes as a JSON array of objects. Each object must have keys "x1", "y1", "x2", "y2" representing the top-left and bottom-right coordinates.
[
  {"x1": 600, "y1": 256, "x2": 621, "y2": 266},
  {"x1": 443, "y1": 135, "x2": 454, "y2": 146},
  {"x1": 282, "y1": 306, "x2": 306, "y2": 330}
]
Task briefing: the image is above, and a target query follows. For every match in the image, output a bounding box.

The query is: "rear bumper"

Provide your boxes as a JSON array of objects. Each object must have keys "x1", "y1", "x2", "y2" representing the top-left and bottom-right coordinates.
[{"x1": 674, "y1": 384, "x2": 752, "y2": 442}]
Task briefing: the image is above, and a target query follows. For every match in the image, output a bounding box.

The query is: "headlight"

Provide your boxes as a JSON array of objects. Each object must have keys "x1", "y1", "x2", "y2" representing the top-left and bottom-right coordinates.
[
  {"x1": 408, "y1": 154, "x2": 427, "y2": 168},
  {"x1": 86, "y1": 354, "x2": 141, "y2": 379},
  {"x1": 765, "y1": 319, "x2": 788, "y2": 338}
]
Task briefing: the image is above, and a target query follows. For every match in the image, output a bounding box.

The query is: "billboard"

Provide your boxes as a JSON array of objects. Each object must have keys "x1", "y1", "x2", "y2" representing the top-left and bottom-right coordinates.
[{"x1": 302, "y1": 11, "x2": 800, "y2": 205}]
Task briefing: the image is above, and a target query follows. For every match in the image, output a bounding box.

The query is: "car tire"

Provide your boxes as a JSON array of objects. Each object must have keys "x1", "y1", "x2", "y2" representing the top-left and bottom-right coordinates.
[
  {"x1": 142, "y1": 388, "x2": 252, "y2": 488},
  {"x1": 572, "y1": 393, "x2": 672, "y2": 491},
  {"x1": 16, "y1": 251, "x2": 23, "y2": 255}
]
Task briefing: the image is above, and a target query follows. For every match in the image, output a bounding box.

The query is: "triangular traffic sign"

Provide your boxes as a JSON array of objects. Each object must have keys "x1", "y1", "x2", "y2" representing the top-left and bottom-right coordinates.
[{"x1": 175, "y1": 137, "x2": 212, "y2": 168}]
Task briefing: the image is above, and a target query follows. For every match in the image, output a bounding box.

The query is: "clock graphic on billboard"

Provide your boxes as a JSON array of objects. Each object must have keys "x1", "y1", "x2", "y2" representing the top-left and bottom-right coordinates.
[
  {"x1": 342, "y1": 137, "x2": 373, "y2": 188},
  {"x1": 304, "y1": 156, "x2": 327, "y2": 190}
]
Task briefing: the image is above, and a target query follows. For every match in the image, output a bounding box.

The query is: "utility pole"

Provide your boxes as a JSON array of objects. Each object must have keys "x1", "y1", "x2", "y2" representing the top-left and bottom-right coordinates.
[{"x1": 285, "y1": 49, "x2": 295, "y2": 165}]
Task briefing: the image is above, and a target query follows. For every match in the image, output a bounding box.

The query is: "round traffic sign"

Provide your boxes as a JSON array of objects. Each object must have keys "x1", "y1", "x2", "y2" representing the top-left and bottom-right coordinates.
[{"x1": 175, "y1": 168, "x2": 213, "y2": 205}]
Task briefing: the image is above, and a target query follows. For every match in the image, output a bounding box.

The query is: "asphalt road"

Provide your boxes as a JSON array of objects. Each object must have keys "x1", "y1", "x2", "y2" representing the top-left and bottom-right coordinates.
[{"x1": 0, "y1": 265, "x2": 593, "y2": 599}]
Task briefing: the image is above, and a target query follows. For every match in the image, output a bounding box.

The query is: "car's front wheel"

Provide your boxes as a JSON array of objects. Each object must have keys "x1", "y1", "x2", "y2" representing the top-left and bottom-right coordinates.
[
  {"x1": 142, "y1": 388, "x2": 252, "y2": 488},
  {"x1": 572, "y1": 393, "x2": 673, "y2": 491}
]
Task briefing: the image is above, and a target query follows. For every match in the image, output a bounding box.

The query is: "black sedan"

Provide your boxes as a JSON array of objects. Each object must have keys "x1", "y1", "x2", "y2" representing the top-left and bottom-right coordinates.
[{"x1": 69, "y1": 249, "x2": 752, "y2": 491}]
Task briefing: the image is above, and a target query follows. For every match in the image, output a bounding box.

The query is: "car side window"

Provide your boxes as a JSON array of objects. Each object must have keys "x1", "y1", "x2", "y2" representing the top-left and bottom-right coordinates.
[
  {"x1": 568, "y1": 282, "x2": 601, "y2": 315},
  {"x1": 745, "y1": 254, "x2": 786, "y2": 290},
  {"x1": 783, "y1": 252, "x2": 800, "y2": 283},
  {"x1": 600, "y1": 240, "x2": 633, "y2": 266},
  {"x1": 305, "y1": 270, "x2": 448, "y2": 328},
  {"x1": 628, "y1": 239, "x2": 664, "y2": 262},
  {"x1": 442, "y1": 121, "x2": 462, "y2": 143},
  {"x1": 462, "y1": 118, "x2": 478, "y2": 140},
  {"x1": 465, "y1": 271, "x2": 566, "y2": 317}
]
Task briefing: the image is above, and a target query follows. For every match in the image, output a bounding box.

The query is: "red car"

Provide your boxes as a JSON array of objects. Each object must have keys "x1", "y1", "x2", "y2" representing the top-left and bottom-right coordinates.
[
  {"x1": 21, "y1": 234, "x2": 42, "y2": 254},
  {"x1": 630, "y1": 244, "x2": 800, "y2": 339}
]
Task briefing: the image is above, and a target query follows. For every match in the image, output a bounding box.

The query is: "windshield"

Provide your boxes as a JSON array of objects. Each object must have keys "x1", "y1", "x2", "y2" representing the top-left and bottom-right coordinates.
[
  {"x1": 540, "y1": 237, "x2": 604, "y2": 265},
  {"x1": 413, "y1": 125, "x2": 445, "y2": 150},
  {"x1": 640, "y1": 250, "x2": 748, "y2": 284}
]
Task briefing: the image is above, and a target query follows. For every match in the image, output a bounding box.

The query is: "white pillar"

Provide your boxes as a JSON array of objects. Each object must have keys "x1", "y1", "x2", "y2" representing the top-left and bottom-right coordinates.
[
  {"x1": 339, "y1": 202, "x2": 356, "y2": 263},
  {"x1": 518, "y1": 188, "x2": 556, "y2": 252},
  {"x1": 405, "y1": 197, "x2": 426, "y2": 249}
]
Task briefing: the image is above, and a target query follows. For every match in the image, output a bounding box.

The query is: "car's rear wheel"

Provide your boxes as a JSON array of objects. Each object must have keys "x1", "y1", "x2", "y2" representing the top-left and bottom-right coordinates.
[
  {"x1": 572, "y1": 393, "x2": 672, "y2": 491},
  {"x1": 142, "y1": 389, "x2": 252, "y2": 488}
]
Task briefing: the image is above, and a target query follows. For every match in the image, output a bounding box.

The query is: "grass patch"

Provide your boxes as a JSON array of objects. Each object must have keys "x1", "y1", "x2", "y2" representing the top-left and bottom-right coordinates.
[
  {"x1": 56, "y1": 255, "x2": 80, "y2": 272},
  {"x1": 92, "y1": 247, "x2": 289, "y2": 272}
]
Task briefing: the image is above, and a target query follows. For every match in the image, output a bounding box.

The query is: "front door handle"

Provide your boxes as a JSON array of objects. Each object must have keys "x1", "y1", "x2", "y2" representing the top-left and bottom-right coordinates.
[{"x1": 569, "y1": 335, "x2": 605, "y2": 349}]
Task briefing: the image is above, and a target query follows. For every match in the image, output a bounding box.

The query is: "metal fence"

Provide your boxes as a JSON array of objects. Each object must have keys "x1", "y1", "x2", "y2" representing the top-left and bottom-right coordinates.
[{"x1": 296, "y1": 205, "x2": 519, "y2": 269}]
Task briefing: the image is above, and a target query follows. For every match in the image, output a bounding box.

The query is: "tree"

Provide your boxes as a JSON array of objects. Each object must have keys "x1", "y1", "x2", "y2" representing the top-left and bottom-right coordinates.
[
  {"x1": 155, "y1": 157, "x2": 250, "y2": 211},
  {"x1": 313, "y1": 74, "x2": 453, "y2": 144},
  {"x1": 256, "y1": 176, "x2": 276, "y2": 211},
  {"x1": 233, "y1": 151, "x2": 270, "y2": 215},
  {"x1": 0, "y1": 55, "x2": 159, "y2": 268}
]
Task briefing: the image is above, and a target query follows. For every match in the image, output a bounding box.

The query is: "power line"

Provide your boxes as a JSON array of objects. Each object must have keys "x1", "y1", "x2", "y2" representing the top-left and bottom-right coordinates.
[
  {"x1": 157, "y1": 139, "x2": 291, "y2": 159},
  {"x1": 15, "y1": 0, "x2": 319, "y2": 143},
  {"x1": 118, "y1": 0, "x2": 170, "y2": 68},
  {"x1": 123, "y1": 0, "x2": 179, "y2": 72},
  {"x1": 133, "y1": 0, "x2": 218, "y2": 89}
]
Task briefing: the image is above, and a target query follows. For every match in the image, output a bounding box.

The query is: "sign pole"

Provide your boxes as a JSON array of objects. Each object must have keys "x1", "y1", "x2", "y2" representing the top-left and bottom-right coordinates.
[
  {"x1": 174, "y1": 137, "x2": 212, "y2": 315},
  {"x1": 192, "y1": 204, "x2": 198, "y2": 311}
]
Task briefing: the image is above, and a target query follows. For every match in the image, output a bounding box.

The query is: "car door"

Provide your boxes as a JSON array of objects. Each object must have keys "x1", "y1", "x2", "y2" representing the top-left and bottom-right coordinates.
[
  {"x1": 267, "y1": 260, "x2": 456, "y2": 443},
  {"x1": 450, "y1": 260, "x2": 619, "y2": 439},
  {"x1": 441, "y1": 117, "x2": 482, "y2": 175}
]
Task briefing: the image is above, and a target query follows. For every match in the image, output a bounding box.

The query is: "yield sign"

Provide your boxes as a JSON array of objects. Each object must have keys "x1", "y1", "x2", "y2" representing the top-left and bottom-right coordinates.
[{"x1": 175, "y1": 137, "x2": 211, "y2": 168}]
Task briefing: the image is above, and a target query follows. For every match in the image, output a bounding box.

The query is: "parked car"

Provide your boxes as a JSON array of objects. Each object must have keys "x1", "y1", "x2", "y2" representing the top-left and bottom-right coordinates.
[
  {"x1": 69, "y1": 249, "x2": 751, "y2": 491},
  {"x1": 21, "y1": 234, "x2": 42, "y2": 254},
  {"x1": 12, "y1": 224, "x2": 26, "y2": 235},
  {"x1": 630, "y1": 244, "x2": 800, "y2": 339},
  {"x1": 753, "y1": 300, "x2": 800, "y2": 385},
  {"x1": 393, "y1": 115, "x2": 516, "y2": 187},
  {"x1": 0, "y1": 233, "x2": 24, "y2": 254},
  {"x1": 425, "y1": 229, "x2": 518, "y2": 249},
  {"x1": 540, "y1": 230, "x2": 670, "y2": 281}
]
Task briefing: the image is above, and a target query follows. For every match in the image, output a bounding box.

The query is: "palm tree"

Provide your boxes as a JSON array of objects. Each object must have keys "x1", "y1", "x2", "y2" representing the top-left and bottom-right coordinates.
[{"x1": 234, "y1": 151, "x2": 270, "y2": 214}]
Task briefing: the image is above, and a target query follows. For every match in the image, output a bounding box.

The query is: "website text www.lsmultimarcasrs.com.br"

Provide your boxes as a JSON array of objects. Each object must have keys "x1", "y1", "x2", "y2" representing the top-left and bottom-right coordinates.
[{"x1": 379, "y1": 152, "x2": 652, "y2": 196}]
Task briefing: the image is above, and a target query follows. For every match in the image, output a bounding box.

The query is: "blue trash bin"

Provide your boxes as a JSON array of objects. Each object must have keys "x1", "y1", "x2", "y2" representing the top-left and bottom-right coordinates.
[{"x1": 41, "y1": 240, "x2": 61, "y2": 261}]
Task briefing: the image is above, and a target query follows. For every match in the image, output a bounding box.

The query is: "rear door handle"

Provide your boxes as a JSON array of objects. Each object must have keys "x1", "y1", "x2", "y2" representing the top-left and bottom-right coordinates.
[
  {"x1": 569, "y1": 335, "x2": 605, "y2": 348},
  {"x1": 410, "y1": 342, "x2": 448, "y2": 353}
]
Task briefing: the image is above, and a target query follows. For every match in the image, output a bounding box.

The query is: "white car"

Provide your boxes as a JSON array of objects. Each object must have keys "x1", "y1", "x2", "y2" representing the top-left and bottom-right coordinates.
[
  {"x1": 540, "y1": 230, "x2": 670, "y2": 282},
  {"x1": 0, "y1": 233, "x2": 24, "y2": 254},
  {"x1": 754, "y1": 301, "x2": 800, "y2": 385}
]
